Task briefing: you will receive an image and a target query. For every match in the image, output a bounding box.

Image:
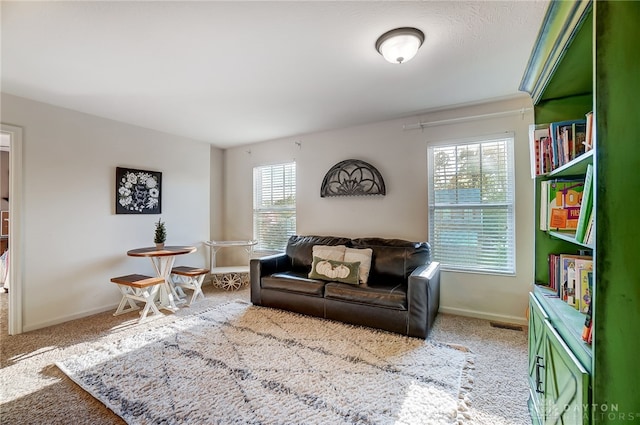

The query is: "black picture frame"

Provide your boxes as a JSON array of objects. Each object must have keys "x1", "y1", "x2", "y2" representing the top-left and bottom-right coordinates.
[{"x1": 115, "y1": 167, "x2": 162, "y2": 214}]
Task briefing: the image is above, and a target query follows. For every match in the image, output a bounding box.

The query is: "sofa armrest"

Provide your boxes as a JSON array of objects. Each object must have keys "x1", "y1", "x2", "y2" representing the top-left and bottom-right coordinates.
[
  {"x1": 250, "y1": 253, "x2": 290, "y2": 305},
  {"x1": 407, "y1": 262, "x2": 441, "y2": 338}
]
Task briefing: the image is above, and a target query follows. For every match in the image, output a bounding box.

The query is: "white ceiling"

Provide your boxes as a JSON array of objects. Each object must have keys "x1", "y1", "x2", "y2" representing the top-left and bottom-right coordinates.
[{"x1": 1, "y1": 1, "x2": 548, "y2": 149}]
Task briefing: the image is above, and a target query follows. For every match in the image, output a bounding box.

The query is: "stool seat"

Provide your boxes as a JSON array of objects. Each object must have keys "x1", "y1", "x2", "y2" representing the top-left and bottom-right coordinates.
[
  {"x1": 111, "y1": 274, "x2": 164, "y2": 323},
  {"x1": 170, "y1": 266, "x2": 210, "y2": 306},
  {"x1": 111, "y1": 274, "x2": 164, "y2": 287},
  {"x1": 171, "y1": 266, "x2": 210, "y2": 277}
]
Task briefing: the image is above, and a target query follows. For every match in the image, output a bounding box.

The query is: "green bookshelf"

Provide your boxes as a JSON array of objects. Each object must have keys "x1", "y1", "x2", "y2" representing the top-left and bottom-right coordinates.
[{"x1": 522, "y1": 1, "x2": 640, "y2": 423}]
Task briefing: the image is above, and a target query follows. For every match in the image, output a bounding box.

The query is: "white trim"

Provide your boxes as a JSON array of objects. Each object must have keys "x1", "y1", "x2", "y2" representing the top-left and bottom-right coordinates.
[
  {"x1": 1, "y1": 124, "x2": 24, "y2": 335},
  {"x1": 439, "y1": 306, "x2": 528, "y2": 326}
]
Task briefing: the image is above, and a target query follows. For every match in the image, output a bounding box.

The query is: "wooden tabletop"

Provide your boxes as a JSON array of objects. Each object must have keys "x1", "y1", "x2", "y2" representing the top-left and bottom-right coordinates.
[{"x1": 127, "y1": 246, "x2": 196, "y2": 257}]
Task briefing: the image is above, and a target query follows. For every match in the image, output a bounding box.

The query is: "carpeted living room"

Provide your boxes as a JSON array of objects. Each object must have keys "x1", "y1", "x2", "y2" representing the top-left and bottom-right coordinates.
[{"x1": 1, "y1": 1, "x2": 555, "y2": 424}]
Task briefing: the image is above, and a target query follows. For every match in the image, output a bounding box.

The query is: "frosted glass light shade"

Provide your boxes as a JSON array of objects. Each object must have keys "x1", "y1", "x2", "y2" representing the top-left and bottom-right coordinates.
[{"x1": 375, "y1": 27, "x2": 425, "y2": 64}]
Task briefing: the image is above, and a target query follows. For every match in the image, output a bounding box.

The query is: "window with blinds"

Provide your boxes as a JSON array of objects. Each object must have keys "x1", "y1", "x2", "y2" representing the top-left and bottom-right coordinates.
[
  {"x1": 253, "y1": 162, "x2": 296, "y2": 252},
  {"x1": 427, "y1": 135, "x2": 515, "y2": 274}
]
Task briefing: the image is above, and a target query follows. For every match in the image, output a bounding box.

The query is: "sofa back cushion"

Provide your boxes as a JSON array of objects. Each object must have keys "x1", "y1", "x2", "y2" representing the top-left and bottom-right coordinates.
[
  {"x1": 312, "y1": 245, "x2": 346, "y2": 262},
  {"x1": 286, "y1": 235, "x2": 352, "y2": 273},
  {"x1": 344, "y1": 247, "x2": 373, "y2": 285},
  {"x1": 350, "y1": 238, "x2": 431, "y2": 286}
]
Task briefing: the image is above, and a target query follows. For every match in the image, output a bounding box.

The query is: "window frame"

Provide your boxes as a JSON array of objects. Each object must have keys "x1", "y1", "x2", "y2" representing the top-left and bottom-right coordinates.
[{"x1": 427, "y1": 133, "x2": 516, "y2": 275}]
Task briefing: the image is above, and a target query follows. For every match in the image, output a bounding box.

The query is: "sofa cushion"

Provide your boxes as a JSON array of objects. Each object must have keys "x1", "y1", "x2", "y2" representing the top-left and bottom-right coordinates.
[
  {"x1": 324, "y1": 282, "x2": 407, "y2": 310},
  {"x1": 261, "y1": 271, "x2": 325, "y2": 296},
  {"x1": 287, "y1": 235, "x2": 352, "y2": 272},
  {"x1": 350, "y1": 238, "x2": 431, "y2": 286},
  {"x1": 344, "y1": 247, "x2": 373, "y2": 285},
  {"x1": 309, "y1": 257, "x2": 360, "y2": 285},
  {"x1": 312, "y1": 244, "x2": 346, "y2": 261}
]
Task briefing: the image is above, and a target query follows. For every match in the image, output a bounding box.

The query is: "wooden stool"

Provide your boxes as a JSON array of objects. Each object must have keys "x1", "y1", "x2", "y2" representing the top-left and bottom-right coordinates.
[
  {"x1": 111, "y1": 274, "x2": 164, "y2": 323},
  {"x1": 170, "y1": 266, "x2": 210, "y2": 306}
]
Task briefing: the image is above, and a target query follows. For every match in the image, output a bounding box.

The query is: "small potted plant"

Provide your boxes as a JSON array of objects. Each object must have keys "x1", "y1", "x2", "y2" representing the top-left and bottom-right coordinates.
[{"x1": 154, "y1": 218, "x2": 166, "y2": 249}]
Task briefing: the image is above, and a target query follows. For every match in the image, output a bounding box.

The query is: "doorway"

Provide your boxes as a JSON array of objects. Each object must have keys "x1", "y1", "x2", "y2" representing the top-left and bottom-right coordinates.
[{"x1": 1, "y1": 124, "x2": 23, "y2": 335}]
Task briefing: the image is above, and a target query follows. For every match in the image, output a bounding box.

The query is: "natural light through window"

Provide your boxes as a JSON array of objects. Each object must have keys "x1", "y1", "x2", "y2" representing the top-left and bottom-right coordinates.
[
  {"x1": 427, "y1": 135, "x2": 515, "y2": 274},
  {"x1": 253, "y1": 162, "x2": 296, "y2": 252}
]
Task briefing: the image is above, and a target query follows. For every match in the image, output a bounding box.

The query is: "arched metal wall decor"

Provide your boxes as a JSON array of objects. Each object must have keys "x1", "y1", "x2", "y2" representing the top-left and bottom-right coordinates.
[{"x1": 320, "y1": 159, "x2": 386, "y2": 197}]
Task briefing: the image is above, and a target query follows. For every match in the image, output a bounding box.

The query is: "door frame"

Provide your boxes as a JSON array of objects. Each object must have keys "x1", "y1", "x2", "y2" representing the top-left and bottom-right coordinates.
[{"x1": 1, "y1": 123, "x2": 23, "y2": 335}]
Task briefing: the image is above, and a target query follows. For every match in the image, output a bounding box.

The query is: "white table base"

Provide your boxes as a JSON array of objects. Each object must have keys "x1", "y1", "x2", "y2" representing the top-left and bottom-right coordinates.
[{"x1": 148, "y1": 255, "x2": 185, "y2": 311}]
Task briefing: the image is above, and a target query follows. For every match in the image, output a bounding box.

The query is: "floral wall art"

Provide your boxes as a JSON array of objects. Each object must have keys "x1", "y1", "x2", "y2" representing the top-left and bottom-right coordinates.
[{"x1": 115, "y1": 167, "x2": 162, "y2": 214}]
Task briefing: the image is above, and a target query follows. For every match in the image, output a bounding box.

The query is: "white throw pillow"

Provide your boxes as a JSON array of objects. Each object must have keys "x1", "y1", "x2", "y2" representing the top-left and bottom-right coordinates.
[
  {"x1": 344, "y1": 247, "x2": 373, "y2": 285},
  {"x1": 311, "y1": 245, "x2": 346, "y2": 262}
]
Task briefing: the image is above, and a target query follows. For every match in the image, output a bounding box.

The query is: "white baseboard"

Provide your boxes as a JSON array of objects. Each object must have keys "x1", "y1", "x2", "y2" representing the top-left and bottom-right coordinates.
[
  {"x1": 439, "y1": 306, "x2": 528, "y2": 327},
  {"x1": 23, "y1": 276, "x2": 220, "y2": 332},
  {"x1": 22, "y1": 300, "x2": 527, "y2": 333},
  {"x1": 23, "y1": 303, "x2": 119, "y2": 333}
]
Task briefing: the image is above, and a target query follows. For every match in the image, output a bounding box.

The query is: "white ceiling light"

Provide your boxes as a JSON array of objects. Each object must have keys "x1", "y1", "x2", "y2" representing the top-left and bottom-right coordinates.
[{"x1": 375, "y1": 27, "x2": 425, "y2": 64}]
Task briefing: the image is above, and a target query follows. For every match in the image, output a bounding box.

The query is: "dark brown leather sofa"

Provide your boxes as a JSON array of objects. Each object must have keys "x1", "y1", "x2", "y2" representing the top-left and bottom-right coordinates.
[{"x1": 250, "y1": 235, "x2": 440, "y2": 338}]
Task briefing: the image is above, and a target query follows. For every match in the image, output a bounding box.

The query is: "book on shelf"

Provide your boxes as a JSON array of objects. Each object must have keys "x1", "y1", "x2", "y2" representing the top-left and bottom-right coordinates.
[
  {"x1": 550, "y1": 119, "x2": 587, "y2": 169},
  {"x1": 530, "y1": 118, "x2": 589, "y2": 177},
  {"x1": 547, "y1": 179, "x2": 585, "y2": 231},
  {"x1": 574, "y1": 122, "x2": 587, "y2": 156},
  {"x1": 579, "y1": 268, "x2": 593, "y2": 314},
  {"x1": 574, "y1": 163, "x2": 594, "y2": 243},
  {"x1": 543, "y1": 136, "x2": 552, "y2": 174},
  {"x1": 584, "y1": 111, "x2": 594, "y2": 152},
  {"x1": 548, "y1": 253, "x2": 561, "y2": 294},
  {"x1": 582, "y1": 271, "x2": 593, "y2": 345},
  {"x1": 574, "y1": 257, "x2": 593, "y2": 311},
  {"x1": 559, "y1": 254, "x2": 591, "y2": 308},
  {"x1": 539, "y1": 180, "x2": 549, "y2": 231},
  {"x1": 529, "y1": 124, "x2": 551, "y2": 178},
  {"x1": 584, "y1": 211, "x2": 595, "y2": 245}
]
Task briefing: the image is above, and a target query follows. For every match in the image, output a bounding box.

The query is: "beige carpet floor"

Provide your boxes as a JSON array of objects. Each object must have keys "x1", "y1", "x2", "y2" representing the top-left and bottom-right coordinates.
[{"x1": 0, "y1": 284, "x2": 530, "y2": 425}]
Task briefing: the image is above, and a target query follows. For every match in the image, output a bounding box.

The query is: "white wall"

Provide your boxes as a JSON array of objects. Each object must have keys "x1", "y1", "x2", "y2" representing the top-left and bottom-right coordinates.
[
  {"x1": 1, "y1": 93, "x2": 220, "y2": 331},
  {"x1": 0, "y1": 92, "x2": 535, "y2": 329},
  {"x1": 210, "y1": 147, "x2": 224, "y2": 240},
  {"x1": 223, "y1": 96, "x2": 535, "y2": 324}
]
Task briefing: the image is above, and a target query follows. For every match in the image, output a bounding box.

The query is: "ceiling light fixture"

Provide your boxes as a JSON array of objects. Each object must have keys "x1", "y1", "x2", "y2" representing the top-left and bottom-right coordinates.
[{"x1": 375, "y1": 27, "x2": 425, "y2": 64}]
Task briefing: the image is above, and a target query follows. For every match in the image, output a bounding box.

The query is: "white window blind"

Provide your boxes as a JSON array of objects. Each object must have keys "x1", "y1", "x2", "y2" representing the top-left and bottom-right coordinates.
[
  {"x1": 253, "y1": 162, "x2": 296, "y2": 251},
  {"x1": 428, "y1": 135, "x2": 515, "y2": 274}
]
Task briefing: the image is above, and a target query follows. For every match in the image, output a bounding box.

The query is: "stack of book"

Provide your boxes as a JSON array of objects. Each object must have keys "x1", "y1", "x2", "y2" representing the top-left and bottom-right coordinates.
[
  {"x1": 529, "y1": 113, "x2": 593, "y2": 177},
  {"x1": 538, "y1": 169, "x2": 593, "y2": 246},
  {"x1": 547, "y1": 253, "x2": 593, "y2": 314}
]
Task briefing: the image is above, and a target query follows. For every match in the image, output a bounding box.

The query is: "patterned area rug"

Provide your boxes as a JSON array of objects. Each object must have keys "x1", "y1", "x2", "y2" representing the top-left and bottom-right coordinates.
[{"x1": 57, "y1": 301, "x2": 474, "y2": 424}]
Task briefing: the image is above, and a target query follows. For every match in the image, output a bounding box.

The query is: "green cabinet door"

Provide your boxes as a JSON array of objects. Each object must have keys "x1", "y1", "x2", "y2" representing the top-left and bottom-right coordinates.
[
  {"x1": 529, "y1": 293, "x2": 548, "y2": 424},
  {"x1": 529, "y1": 293, "x2": 590, "y2": 425},
  {"x1": 543, "y1": 320, "x2": 590, "y2": 424}
]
